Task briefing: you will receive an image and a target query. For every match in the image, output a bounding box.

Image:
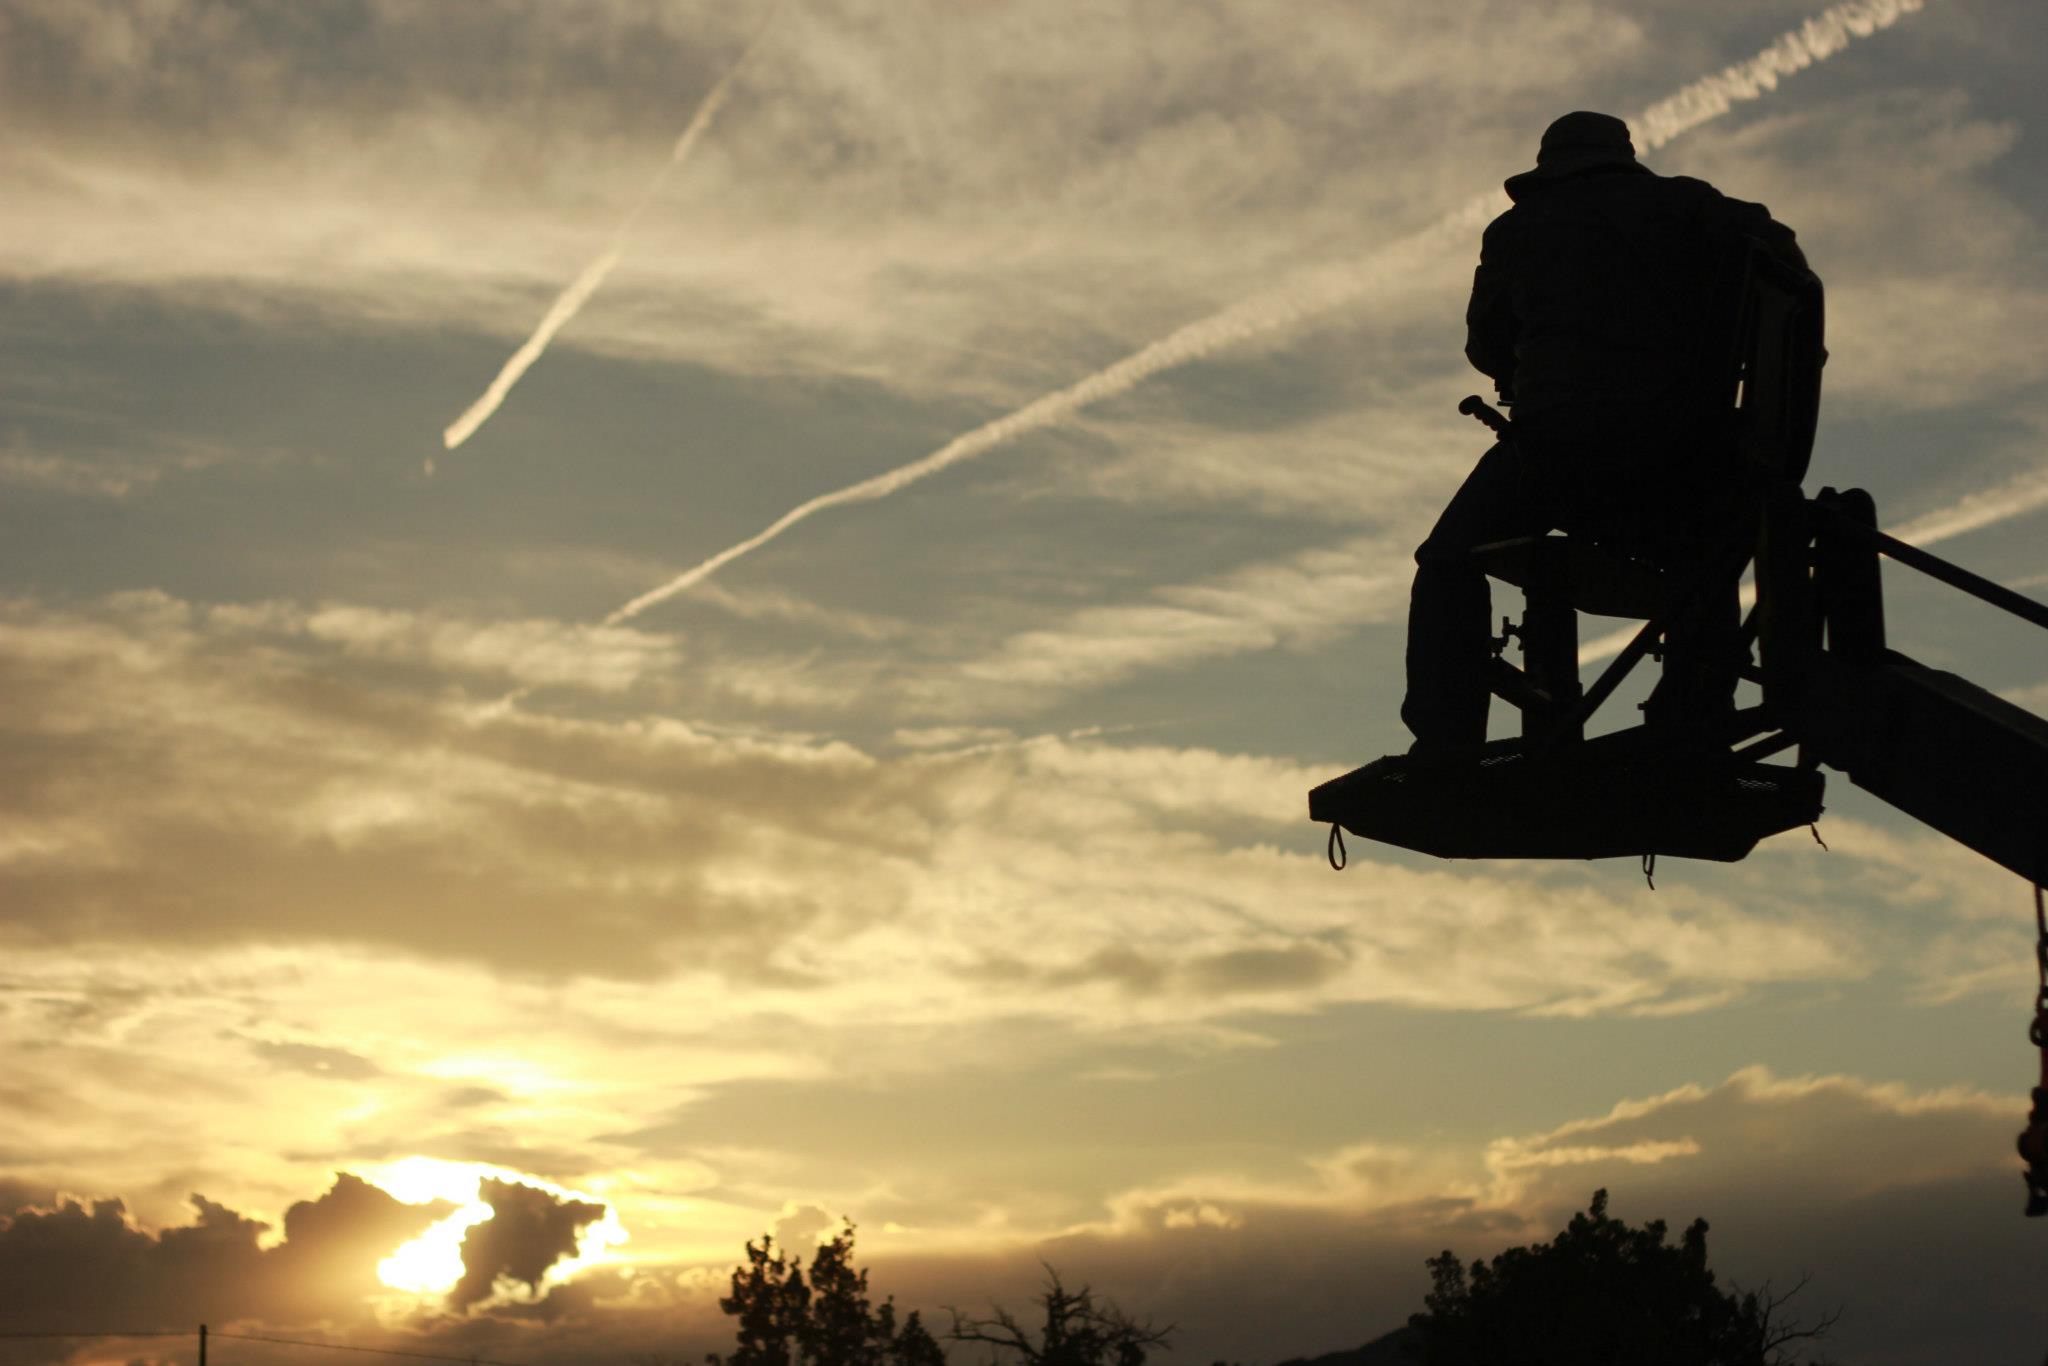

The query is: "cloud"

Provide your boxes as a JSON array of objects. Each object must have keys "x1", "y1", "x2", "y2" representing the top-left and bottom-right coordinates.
[
  {"x1": 270, "y1": 1175, "x2": 463, "y2": 1311},
  {"x1": 0, "y1": 591, "x2": 1867, "y2": 1020},
  {"x1": 0, "y1": 1178, "x2": 55, "y2": 1216},
  {"x1": 4, "y1": 1063, "x2": 2040, "y2": 1364},
  {"x1": 1090, "y1": 92, "x2": 2048, "y2": 706},
  {"x1": 2, "y1": 588, "x2": 1954, "y2": 1290},
  {"x1": 0, "y1": 0, "x2": 1946, "y2": 433},
  {"x1": 0, "y1": 431, "x2": 243, "y2": 499},
  {"x1": 1888, "y1": 435, "x2": 2048, "y2": 545},
  {"x1": 945, "y1": 534, "x2": 1410, "y2": 705},
  {"x1": 0, "y1": 1175, "x2": 451, "y2": 1336},
  {"x1": 772, "y1": 1202, "x2": 837, "y2": 1247},
  {"x1": 0, "y1": 0, "x2": 1623, "y2": 400},
  {"x1": 742, "y1": 1065, "x2": 2039, "y2": 1366},
  {"x1": 2002, "y1": 678, "x2": 2048, "y2": 715},
  {"x1": 249, "y1": 1040, "x2": 385, "y2": 1081},
  {"x1": 441, "y1": 12, "x2": 777, "y2": 453},
  {"x1": 1031, "y1": 1066, "x2": 2031, "y2": 1364},
  {"x1": 1669, "y1": 91, "x2": 2048, "y2": 413},
  {"x1": 1, "y1": 9, "x2": 2041, "y2": 1366},
  {"x1": 452, "y1": 1179, "x2": 608, "y2": 1308},
  {"x1": 598, "y1": 0, "x2": 1933, "y2": 624},
  {"x1": 291, "y1": 603, "x2": 683, "y2": 694},
  {"x1": 1059, "y1": 395, "x2": 1469, "y2": 524}
]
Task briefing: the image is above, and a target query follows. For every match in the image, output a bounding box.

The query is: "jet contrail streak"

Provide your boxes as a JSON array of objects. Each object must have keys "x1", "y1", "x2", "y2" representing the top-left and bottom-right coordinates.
[
  {"x1": 441, "y1": 18, "x2": 772, "y2": 454},
  {"x1": 1887, "y1": 465, "x2": 2048, "y2": 547},
  {"x1": 442, "y1": 248, "x2": 624, "y2": 452},
  {"x1": 1632, "y1": 0, "x2": 1926, "y2": 152},
  {"x1": 603, "y1": 213, "x2": 1490, "y2": 623},
  {"x1": 605, "y1": 0, "x2": 1929, "y2": 624}
]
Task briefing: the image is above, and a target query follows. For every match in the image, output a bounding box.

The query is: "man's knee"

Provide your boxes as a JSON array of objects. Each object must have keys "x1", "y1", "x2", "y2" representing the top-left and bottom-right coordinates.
[{"x1": 1413, "y1": 532, "x2": 1469, "y2": 570}]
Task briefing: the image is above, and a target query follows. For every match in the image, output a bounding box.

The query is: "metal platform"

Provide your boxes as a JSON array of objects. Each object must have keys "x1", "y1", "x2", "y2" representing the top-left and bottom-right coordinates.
[{"x1": 1308, "y1": 732, "x2": 1825, "y2": 863}]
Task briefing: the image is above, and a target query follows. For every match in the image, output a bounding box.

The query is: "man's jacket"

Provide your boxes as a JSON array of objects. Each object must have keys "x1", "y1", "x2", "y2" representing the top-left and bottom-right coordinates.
[{"x1": 1465, "y1": 162, "x2": 1811, "y2": 423}]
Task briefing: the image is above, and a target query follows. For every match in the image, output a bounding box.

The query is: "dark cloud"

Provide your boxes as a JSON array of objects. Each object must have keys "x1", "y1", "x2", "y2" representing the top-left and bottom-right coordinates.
[
  {"x1": 1041, "y1": 946, "x2": 1169, "y2": 995},
  {"x1": 0, "y1": 0, "x2": 761, "y2": 163},
  {"x1": 268, "y1": 1174, "x2": 459, "y2": 1313},
  {"x1": 2, "y1": 1069, "x2": 2042, "y2": 1364},
  {"x1": 1002, "y1": 1071, "x2": 2042, "y2": 1366},
  {"x1": 441, "y1": 1086, "x2": 510, "y2": 1109},
  {"x1": 0, "y1": 598, "x2": 923, "y2": 980},
  {"x1": 0, "y1": 1194, "x2": 265, "y2": 1334},
  {"x1": 1000, "y1": 940, "x2": 1348, "y2": 997},
  {"x1": 247, "y1": 1040, "x2": 384, "y2": 1080},
  {"x1": 452, "y1": 1179, "x2": 606, "y2": 1309},
  {"x1": 483, "y1": 1267, "x2": 636, "y2": 1325},
  {"x1": 1186, "y1": 942, "x2": 1347, "y2": 995},
  {"x1": 0, "y1": 1174, "x2": 450, "y2": 1336}
]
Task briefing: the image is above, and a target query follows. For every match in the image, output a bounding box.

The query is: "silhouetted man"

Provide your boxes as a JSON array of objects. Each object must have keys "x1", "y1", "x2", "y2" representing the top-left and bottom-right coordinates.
[{"x1": 1402, "y1": 110, "x2": 1814, "y2": 755}]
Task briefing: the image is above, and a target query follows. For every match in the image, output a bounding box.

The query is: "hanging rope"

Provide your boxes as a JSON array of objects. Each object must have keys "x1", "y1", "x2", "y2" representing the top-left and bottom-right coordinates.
[
  {"x1": 1326, "y1": 823, "x2": 1347, "y2": 871},
  {"x1": 2021, "y1": 883, "x2": 2047, "y2": 1218},
  {"x1": 1808, "y1": 823, "x2": 1828, "y2": 850},
  {"x1": 2032, "y1": 884, "x2": 2046, "y2": 1048},
  {"x1": 1641, "y1": 852, "x2": 1657, "y2": 891}
]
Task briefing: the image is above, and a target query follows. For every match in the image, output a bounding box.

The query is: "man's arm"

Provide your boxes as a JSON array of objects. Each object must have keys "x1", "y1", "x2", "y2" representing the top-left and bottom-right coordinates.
[
  {"x1": 1464, "y1": 216, "x2": 1518, "y2": 396},
  {"x1": 1708, "y1": 187, "x2": 1812, "y2": 277}
]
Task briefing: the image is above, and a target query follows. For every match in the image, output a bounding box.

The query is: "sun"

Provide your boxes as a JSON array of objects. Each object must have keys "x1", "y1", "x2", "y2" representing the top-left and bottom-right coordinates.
[{"x1": 361, "y1": 1157, "x2": 629, "y2": 1296}]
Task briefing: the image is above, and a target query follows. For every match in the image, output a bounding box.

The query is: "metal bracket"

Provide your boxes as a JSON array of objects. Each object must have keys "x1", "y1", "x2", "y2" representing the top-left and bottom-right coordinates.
[{"x1": 1490, "y1": 615, "x2": 1520, "y2": 658}]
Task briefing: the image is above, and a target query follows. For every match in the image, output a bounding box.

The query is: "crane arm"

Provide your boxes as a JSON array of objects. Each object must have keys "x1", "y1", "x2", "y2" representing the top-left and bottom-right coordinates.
[{"x1": 1773, "y1": 489, "x2": 2048, "y2": 886}]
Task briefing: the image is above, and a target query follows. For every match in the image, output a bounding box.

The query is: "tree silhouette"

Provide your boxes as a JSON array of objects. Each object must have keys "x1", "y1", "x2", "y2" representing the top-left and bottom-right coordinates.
[
  {"x1": 708, "y1": 1233, "x2": 810, "y2": 1366},
  {"x1": 948, "y1": 1265, "x2": 1172, "y2": 1366},
  {"x1": 708, "y1": 1221, "x2": 944, "y2": 1366},
  {"x1": 1407, "y1": 1189, "x2": 1837, "y2": 1366}
]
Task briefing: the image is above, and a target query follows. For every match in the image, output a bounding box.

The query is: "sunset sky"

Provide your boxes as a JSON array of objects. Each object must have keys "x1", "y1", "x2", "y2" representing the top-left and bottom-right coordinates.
[{"x1": 4, "y1": 1, "x2": 2047, "y2": 1363}]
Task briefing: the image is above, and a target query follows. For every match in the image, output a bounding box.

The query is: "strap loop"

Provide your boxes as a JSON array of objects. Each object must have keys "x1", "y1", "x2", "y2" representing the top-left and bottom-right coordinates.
[{"x1": 2020, "y1": 885, "x2": 2047, "y2": 1216}]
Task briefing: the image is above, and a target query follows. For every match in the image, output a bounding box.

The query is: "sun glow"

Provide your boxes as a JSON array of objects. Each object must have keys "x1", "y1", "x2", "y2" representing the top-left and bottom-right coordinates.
[{"x1": 363, "y1": 1156, "x2": 629, "y2": 1297}]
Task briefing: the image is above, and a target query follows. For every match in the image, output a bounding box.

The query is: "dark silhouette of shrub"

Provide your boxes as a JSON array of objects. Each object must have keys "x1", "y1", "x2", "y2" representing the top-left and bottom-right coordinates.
[
  {"x1": 1407, "y1": 1189, "x2": 1836, "y2": 1365},
  {"x1": 948, "y1": 1265, "x2": 1172, "y2": 1366},
  {"x1": 708, "y1": 1220, "x2": 943, "y2": 1366}
]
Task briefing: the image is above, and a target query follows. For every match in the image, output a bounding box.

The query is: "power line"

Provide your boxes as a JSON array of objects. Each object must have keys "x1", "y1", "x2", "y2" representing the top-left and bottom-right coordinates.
[
  {"x1": 212, "y1": 1331, "x2": 528, "y2": 1366},
  {"x1": 0, "y1": 1329, "x2": 527, "y2": 1366},
  {"x1": 0, "y1": 1333, "x2": 191, "y2": 1341}
]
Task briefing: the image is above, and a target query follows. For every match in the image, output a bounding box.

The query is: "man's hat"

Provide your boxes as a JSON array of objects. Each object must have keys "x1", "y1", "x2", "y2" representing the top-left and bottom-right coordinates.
[
  {"x1": 1505, "y1": 111, "x2": 1643, "y2": 196},
  {"x1": 1537, "y1": 110, "x2": 1638, "y2": 171}
]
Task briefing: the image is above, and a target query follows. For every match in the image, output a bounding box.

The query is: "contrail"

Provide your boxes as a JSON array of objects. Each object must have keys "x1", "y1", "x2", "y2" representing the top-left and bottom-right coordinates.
[
  {"x1": 604, "y1": 0, "x2": 1927, "y2": 624},
  {"x1": 441, "y1": 16, "x2": 774, "y2": 455},
  {"x1": 1887, "y1": 463, "x2": 2048, "y2": 546},
  {"x1": 602, "y1": 213, "x2": 1490, "y2": 623},
  {"x1": 1631, "y1": 0, "x2": 1928, "y2": 152}
]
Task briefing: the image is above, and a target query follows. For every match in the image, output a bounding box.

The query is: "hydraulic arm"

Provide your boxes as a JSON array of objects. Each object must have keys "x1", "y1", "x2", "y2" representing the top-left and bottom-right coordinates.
[{"x1": 1776, "y1": 489, "x2": 2048, "y2": 887}]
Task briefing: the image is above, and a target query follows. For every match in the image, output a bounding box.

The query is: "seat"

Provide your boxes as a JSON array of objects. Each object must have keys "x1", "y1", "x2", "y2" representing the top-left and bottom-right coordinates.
[
  {"x1": 1473, "y1": 532, "x2": 1680, "y2": 745},
  {"x1": 1471, "y1": 535, "x2": 1669, "y2": 620},
  {"x1": 1474, "y1": 532, "x2": 1679, "y2": 618}
]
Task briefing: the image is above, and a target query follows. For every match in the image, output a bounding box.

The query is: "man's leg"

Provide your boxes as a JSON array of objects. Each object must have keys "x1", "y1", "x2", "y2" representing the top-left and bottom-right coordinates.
[
  {"x1": 1402, "y1": 440, "x2": 1554, "y2": 753},
  {"x1": 1646, "y1": 566, "x2": 1744, "y2": 740},
  {"x1": 1635, "y1": 460, "x2": 1747, "y2": 742}
]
